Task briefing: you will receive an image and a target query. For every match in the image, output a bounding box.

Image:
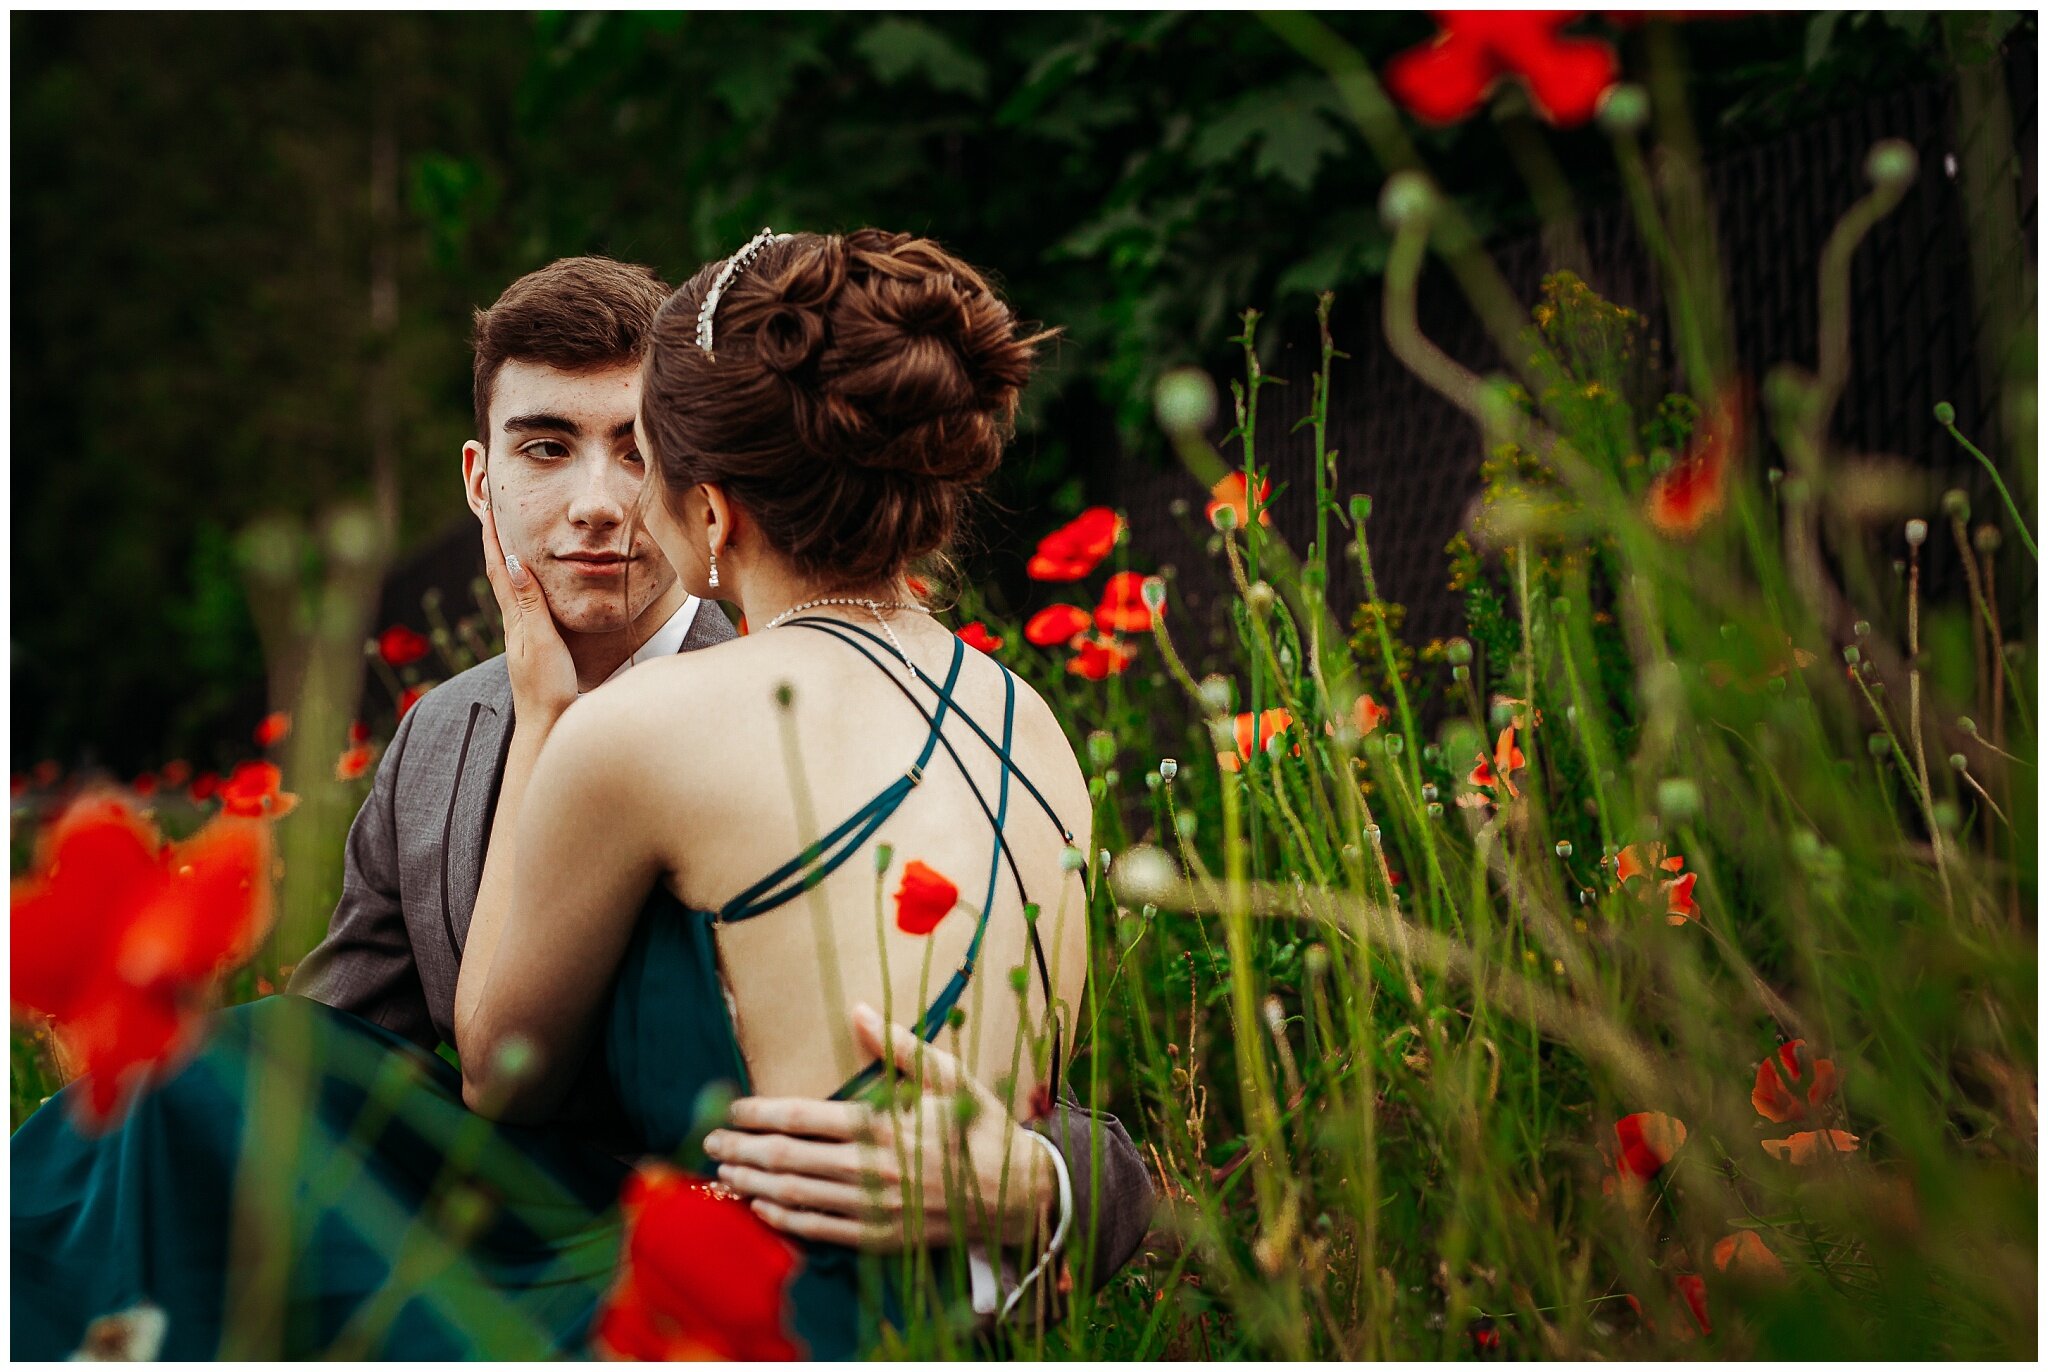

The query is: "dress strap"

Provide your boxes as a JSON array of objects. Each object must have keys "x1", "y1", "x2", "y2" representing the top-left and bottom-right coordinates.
[
  {"x1": 796, "y1": 619, "x2": 1075, "y2": 844},
  {"x1": 714, "y1": 631, "x2": 965, "y2": 924}
]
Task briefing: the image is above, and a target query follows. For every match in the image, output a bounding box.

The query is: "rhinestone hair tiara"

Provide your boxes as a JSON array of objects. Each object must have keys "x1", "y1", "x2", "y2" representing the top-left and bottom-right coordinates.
[{"x1": 695, "y1": 226, "x2": 793, "y2": 353}]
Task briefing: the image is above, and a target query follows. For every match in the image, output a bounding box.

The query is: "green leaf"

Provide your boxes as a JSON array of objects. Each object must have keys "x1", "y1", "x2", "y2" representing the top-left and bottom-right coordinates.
[
  {"x1": 1803, "y1": 12, "x2": 1840, "y2": 71},
  {"x1": 1190, "y1": 77, "x2": 1348, "y2": 192},
  {"x1": 854, "y1": 17, "x2": 989, "y2": 101}
]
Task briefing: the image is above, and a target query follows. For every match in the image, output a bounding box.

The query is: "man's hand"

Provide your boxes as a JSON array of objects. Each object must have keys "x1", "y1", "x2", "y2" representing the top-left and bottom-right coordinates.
[
  {"x1": 704, "y1": 1003, "x2": 1055, "y2": 1252},
  {"x1": 480, "y1": 503, "x2": 578, "y2": 723}
]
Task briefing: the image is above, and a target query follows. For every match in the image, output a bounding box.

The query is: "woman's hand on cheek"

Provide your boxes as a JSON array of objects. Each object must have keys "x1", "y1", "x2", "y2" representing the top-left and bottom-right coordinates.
[{"x1": 482, "y1": 505, "x2": 579, "y2": 724}]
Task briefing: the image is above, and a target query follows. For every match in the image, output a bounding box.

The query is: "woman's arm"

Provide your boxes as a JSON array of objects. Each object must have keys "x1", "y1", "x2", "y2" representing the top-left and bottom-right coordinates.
[{"x1": 455, "y1": 691, "x2": 664, "y2": 1121}]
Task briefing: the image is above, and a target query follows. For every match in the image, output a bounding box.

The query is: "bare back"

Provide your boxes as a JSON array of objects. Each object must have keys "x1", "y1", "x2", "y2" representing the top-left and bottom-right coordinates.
[{"x1": 602, "y1": 610, "x2": 1092, "y2": 1111}]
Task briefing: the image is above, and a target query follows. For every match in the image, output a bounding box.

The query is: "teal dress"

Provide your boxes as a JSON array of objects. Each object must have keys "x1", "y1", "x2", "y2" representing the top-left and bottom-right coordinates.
[{"x1": 12, "y1": 620, "x2": 1066, "y2": 1360}]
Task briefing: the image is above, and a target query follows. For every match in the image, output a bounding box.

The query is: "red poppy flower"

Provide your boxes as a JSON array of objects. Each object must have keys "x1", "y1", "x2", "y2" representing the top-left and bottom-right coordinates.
[
  {"x1": 1712, "y1": 1230, "x2": 1786, "y2": 1282},
  {"x1": 11, "y1": 793, "x2": 275, "y2": 1128},
  {"x1": 334, "y1": 745, "x2": 373, "y2": 782},
  {"x1": 1750, "y1": 1040, "x2": 1838, "y2": 1125},
  {"x1": 1354, "y1": 693, "x2": 1390, "y2": 736},
  {"x1": 1026, "y1": 508, "x2": 1122, "y2": 582},
  {"x1": 956, "y1": 622, "x2": 1004, "y2": 654},
  {"x1": 1094, "y1": 571, "x2": 1157, "y2": 634},
  {"x1": 130, "y1": 773, "x2": 159, "y2": 798},
  {"x1": 1066, "y1": 635, "x2": 1137, "y2": 681},
  {"x1": 1023, "y1": 604, "x2": 1092, "y2": 648},
  {"x1": 1467, "y1": 725, "x2": 1526, "y2": 797},
  {"x1": 1760, "y1": 1129, "x2": 1862, "y2": 1165},
  {"x1": 1218, "y1": 708, "x2": 1297, "y2": 773},
  {"x1": 377, "y1": 624, "x2": 431, "y2": 668},
  {"x1": 1204, "y1": 472, "x2": 1273, "y2": 530},
  {"x1": 347, "y1": 720, "x2": 371, "y2": 745},
  {"x1": 1674, "y1": 1272, "x2": 1711, "y2": 1337},
  {"x1": 158, "y1": 760, "x2": 191, "y2": 788},
  {"x1": 1663, "y1": 871, "x2": 1700, "y2": 924},
  {"x1": 1647, "y1": 392, "x2": 1739, "y2": 538},
  {"x1": 591, "y1": 1162, "x2": 804, "y2": 1361},
  {"x1": 397, "y1": 684, "x2": 432, "y2": 718},
  {"x1": 10, "y1": 774, "x2": 26, "y2": 800},
  {"x1": 1384, "y1": 12, "x2": 1620, "y2": 128},
  {"x1": 218, "y1": 761, "x2": 299, "y2": 820},
  {"x1": 33, "y1": 759, "x2": 62, "y2": 789},
  {"x1": 894, "y1": 859, "x2": 960, "y2": 936},
  {"x1": 1615, "y1": 842, "x2": 1685, "y2": 885},
  {"x1": 1613, "y1": 1110, "x2": 1687, "y2": 1183},
  {"x1": 253, "y1": 711, "x2": 291, "y2": 748},
  {"x1": 188, "y1": 772, "x2": 220, "y2": 803}
]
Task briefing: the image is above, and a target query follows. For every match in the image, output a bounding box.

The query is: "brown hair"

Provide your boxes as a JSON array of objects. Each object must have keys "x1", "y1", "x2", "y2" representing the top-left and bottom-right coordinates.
[
  {"x1": 639, "y1": 230, "x2": 1051, "y2": 588},
  {"x1": 470, "y1": 256, "x2": 673, "y2": 440}
]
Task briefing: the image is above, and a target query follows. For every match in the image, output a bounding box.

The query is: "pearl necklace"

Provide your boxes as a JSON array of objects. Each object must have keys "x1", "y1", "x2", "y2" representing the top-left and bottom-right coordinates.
[{"x1": 761, "y1": 596, "x2": 928, "y2": 681}]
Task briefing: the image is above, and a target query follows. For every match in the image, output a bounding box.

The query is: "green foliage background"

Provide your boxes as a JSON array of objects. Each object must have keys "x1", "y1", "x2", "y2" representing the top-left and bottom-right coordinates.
[{"x1": 11, "y1": 11, "x2": 1957, "y2": 771}]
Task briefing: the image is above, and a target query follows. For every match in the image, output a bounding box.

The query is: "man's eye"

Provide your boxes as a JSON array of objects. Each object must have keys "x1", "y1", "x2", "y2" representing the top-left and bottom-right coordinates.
[
  {"x1": 520, "y1": 440, "x2": 570, "y2": 460},
  {"x1": 623, "y1": 449, "x2": 646, "y2": 467}
]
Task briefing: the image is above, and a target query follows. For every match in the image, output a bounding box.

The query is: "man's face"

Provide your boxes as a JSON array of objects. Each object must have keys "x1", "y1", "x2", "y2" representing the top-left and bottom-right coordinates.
[{"x1": 462, "y1": 359, "x2": 678, "y2": 637}]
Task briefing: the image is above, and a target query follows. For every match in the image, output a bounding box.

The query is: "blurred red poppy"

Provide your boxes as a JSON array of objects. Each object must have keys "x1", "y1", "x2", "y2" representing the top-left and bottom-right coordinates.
[
  {"x1": 1026, "y1": 508, "x2": 1122, "y2": 581},
  {"x1": 11, "y1": 793, "x2": 274, "y2": 1128},
  {"x1": 1613, "y1": 1110, "x2": 1687, "y2": 1183},
  {"x1": 591, "y1": 1163, "x2": 804, "y2": 1360},
  {"x1": 348, "y1": 720, "x2": 371, "y2": 745},
  {"x1": 1663, "y1": 871, "x2": 1700, "y2": 924},
  {"x1": 1467, "y1": 726, "x2": 1526, "y2": 797},
  {"x1": 1647, "y1": 393, "x2": 1739, "y2": 537},
  {"x1": 253, "y1": 712, "x2": 291, "y2": 748},
  {"x1": 335, "y1": 745, "x2": 373, "y2": 782},
  {"x1": 1385, "y1": 12, "x2": 1620, "y2": 127},
  {"x1": 1094, "y1": 571, "x2": 1157, "y2": 634},
  {"x1": 1712, "y1": 1230, "x2": 1786, "y2": 1282},
  {"x1": 159, "y1": 760, "x2": 191, "y2": 788},
  {"x1": 1067, "y1": 635, "x2": 1137, "y2": 681},
  {"x1": 1218, "y1": 708, "x2": 1297, "y2": 773},
  {"x1": 1760, "y1": 1129, "x2": 1862, "y2": 1165},
  {"x1": 894, "y1": 860, "x2": 960, "y2": 936},
  {"x1": 1750, "y1": 1040, "x2": 1838, "y2": 1125},
  {"x1": 377, "y1": 624, "x2": 431, "y2": 668},
  {"x1": 398, "y1": 684, "x2": 432, "y2": 718},
  {"x1": 956, "y1": 622, "x2": 1004, "y2": 654},
  {"x1": 1023, "y1": 604, "x2": 1092, "y2": 648},
  {"x1": 218, "y1": 761, "x2": 298, "y2": 820},
  {"x1": 130, "y1": 773, "x2": 159, "y2": 799},
  {"x1": 1354, "y1": 693, "x2": 1390, "y2": 736},
  {"x1": 1204, "y1": 472, "x2": 1272, "y2": 530},
  {"x1": 33, "y1": 759, "x2": 62, "y2": 789},
  {"x1": 1615, "y1": 842, "x2": 1685, "y2": 885},
  {"x1": 188, "y1": 772, "x2": 221, "y2": 803}
]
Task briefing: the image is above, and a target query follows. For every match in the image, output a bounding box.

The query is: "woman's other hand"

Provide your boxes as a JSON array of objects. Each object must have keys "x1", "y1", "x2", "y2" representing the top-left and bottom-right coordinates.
[
  {"x1": 481, "y1": 504, "x2": 578, "y2": 724},
  {"x1": 707, "y1": 1003, "x2": 1055, "y2": 1253}
]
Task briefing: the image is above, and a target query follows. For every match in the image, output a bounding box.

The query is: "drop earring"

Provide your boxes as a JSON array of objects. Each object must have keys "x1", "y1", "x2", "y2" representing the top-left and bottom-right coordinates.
[{"x1": 707, "y1": 548, "x2": 720, "y2": 589}]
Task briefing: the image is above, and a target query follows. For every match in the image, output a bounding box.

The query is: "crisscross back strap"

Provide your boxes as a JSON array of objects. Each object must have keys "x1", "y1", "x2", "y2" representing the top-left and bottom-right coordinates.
[
  {"x1": 714, "y1": 631, "x2": 965, "y2": 924},
  {"x1": 785, "y1": 619, "x2": 1065, "y2": 1105}
]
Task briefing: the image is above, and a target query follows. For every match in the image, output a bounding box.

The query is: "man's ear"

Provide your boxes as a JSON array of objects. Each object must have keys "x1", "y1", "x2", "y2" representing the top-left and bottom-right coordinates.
[{"x1": 462, "y1": 440, "x2": 491, "y2": 520}]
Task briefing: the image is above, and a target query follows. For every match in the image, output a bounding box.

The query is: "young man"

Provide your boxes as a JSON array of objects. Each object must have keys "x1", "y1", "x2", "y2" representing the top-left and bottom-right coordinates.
[{"x1": 287, "y1": 257, "x2": 1151, "y2": 1300}]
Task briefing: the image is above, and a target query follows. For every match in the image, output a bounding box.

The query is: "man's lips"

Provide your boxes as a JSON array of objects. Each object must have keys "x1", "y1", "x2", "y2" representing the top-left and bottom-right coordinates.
[{"x1": 555, "y1": 552, "x2": 635, "y2": 577}]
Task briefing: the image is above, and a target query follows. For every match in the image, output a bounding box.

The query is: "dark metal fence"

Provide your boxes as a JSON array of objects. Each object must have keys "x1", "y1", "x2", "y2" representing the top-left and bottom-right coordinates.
[{"x1": 1115, "y1": 40, "x2": 2036, "y2": 653}]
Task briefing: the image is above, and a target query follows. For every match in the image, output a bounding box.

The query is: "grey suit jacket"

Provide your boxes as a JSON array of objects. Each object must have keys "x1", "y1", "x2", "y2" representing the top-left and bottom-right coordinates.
[{"x1": 288, "y1": 601, "x2": 1152, "y2": 1289}]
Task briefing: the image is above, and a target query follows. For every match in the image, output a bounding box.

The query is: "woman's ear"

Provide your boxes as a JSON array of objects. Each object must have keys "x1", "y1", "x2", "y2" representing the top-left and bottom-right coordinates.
[{"x1": 700, "y1": 482, "x2": 737, "y2": 556}]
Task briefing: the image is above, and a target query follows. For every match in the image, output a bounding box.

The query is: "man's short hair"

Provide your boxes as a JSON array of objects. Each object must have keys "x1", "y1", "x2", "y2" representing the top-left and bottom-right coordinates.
[{"x1": 470, "y1": 256, "x2": 673, "y2": 440}]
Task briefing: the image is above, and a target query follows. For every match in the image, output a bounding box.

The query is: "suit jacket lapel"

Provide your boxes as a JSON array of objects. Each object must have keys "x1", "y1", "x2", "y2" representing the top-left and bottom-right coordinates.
[{"x1": 442, "y1": 672, "x2": 513, "y2": 958}]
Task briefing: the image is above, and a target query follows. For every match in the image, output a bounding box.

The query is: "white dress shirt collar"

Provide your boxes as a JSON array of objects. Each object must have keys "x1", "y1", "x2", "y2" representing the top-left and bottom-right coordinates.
[{"x1": 582, "y1": 595, "x2": 704, "y2": 693}]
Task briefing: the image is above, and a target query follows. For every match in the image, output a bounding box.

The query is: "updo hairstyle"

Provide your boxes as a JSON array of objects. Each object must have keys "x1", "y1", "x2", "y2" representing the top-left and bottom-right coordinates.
[{"x1": 640, "y1": 229, "x2": 1051, "y2": 589}]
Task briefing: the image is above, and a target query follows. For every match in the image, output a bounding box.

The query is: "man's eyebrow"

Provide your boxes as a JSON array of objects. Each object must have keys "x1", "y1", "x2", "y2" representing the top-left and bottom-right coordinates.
[
  {"x1": 502, "y1": 412, "x2": 582, "y2": 436},
  {"x1": 612, "y1": 420, "x2": 636, "y2": 441}
]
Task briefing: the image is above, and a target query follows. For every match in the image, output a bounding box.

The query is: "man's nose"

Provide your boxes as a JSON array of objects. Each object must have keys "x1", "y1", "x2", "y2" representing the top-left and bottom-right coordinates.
[{"x1": 565, "y1": 456, "x2": 634, "y2": 531}]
